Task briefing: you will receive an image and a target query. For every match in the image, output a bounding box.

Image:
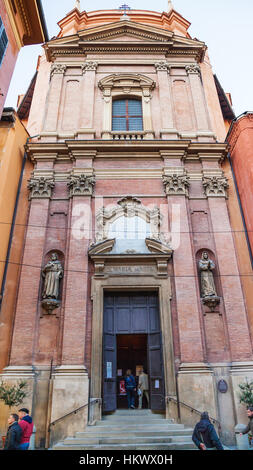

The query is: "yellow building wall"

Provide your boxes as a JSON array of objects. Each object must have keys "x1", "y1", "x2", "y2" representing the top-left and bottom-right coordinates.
[
  {"x1": 0, "y1": 114, "x2": 29, "y2": 289},
  {"x1": 0, "y1": 112, "x2": 33, "y2": 440}
]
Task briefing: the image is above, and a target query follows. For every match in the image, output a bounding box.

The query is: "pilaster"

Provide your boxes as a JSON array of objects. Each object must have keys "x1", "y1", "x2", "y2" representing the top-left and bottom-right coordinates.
[
  {"x1": 163, "y1": 156, "x2": 205, "y2": 365},
  {"x1": 43, "y1": 64, "x2": 66, "y2": 134},
  {"x1": 60, "y1": 172, "x2": 95, "y2": 365},
  {"x1": 186, "y1": 64, "x2": 212, "y2": 137},
  {"x1": 155, "y1": 61, "x2": 178, "y2": 139},
  {"x1": 9, "y1": 174, "x2": 54, "y2": 365},
  {"x1": 78, "y1": 61, "x2": 98, "y2": 139}
]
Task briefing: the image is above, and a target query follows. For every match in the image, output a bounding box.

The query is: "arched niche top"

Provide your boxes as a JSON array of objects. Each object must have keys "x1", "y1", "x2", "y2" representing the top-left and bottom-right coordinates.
[
  {"x1": 98, "y1": 73, "x2": 156, "y2": 95},
  {"x1": 44, "y1": 249, "x2": 65, "y2": 264},
  {"x1": 196, "y1": 248, "x2": 215, "y2": 262}
]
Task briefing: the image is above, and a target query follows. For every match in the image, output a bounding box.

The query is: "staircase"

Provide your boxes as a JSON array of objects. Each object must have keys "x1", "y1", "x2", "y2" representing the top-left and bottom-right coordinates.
[{"x1": 53, "y1": 409, "x2": 196, "y2": 450}]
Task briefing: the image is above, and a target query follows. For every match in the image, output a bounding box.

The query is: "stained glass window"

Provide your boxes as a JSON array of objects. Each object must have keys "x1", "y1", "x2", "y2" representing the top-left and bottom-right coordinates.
[{"x1": 112, "y1": 99, "x2": 143, "y2": 131}]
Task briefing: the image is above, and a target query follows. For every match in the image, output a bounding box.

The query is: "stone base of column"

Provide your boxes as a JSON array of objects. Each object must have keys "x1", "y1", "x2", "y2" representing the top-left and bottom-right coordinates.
[
  {"x1": 179, "y1": 131, "x2": 216, "y2": 142},
  {"x1": 160, "y1": 128, "x2": 179, "y2": 139},
  {"x1": 49, "y1": 365, "x2": 89, "y2": 447},
  {"x1": 77, "y1": 128, "x2": 96, "y2": 139},
  {"x1": 177, "y1": 363, "x2": 216, "y2": 428}
]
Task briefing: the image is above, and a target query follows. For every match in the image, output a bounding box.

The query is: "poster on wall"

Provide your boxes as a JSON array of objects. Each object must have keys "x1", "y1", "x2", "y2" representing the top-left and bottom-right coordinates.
[{"x1": 119, "y1": 380, "x2": 127, "y2": 395}]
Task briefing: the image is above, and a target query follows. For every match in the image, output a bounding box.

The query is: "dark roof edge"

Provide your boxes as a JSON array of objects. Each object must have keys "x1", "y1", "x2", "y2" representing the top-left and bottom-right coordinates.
[
  {"x1": 36, "y1": 0, "x2": 49, "y2": 42},
  {"x1": 214, "y1": 74, "x2": 235, "y2": 121},
  {"x1": 17, "y1": 71, "x2": 38, "y2": 120}
]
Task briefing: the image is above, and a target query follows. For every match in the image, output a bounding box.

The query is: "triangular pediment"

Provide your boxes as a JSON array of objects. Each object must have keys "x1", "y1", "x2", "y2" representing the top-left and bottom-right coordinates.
[{"x1": 45, "y1": 20, "x2": 205, "y2": 61}]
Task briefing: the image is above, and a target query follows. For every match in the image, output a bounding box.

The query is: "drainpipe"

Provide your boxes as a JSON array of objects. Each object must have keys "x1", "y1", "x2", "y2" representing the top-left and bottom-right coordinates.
[
  {"x1": 0, "y1": 135, "x2": 40, "y2": 309},
  {"x1": 227, "y1": 152, "x2": 253, "y2": 269}
]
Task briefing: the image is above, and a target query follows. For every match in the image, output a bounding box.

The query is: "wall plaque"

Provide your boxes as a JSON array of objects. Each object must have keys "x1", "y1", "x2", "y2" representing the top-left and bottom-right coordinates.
[{"x1": 218, "y1": 379, "x2": 228, "y2": 394}]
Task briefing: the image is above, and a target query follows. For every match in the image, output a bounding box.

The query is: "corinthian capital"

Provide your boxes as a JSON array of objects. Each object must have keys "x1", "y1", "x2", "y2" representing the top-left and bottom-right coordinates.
[
  {"x1": 202, "y1": 175, "x2": 229, "y2": 198},
  {"x1": 163, "y1": 173, "x2": 190, "y2": 197},
  {"x1": 155, "y1": 61, "x2": 170, "y2": 72},
  {"x1": 50, "y1": 64, "x2": 67, "y2": 79},
  {"x1": 67, "y1": 174, "x2": 96, "y2": 197},
  {"x1": 28, "y1": 177, "x2": 55, "y2": 199},
  {"x1": 82, "y1": 61, "x2": 98, "y2": 73},
  {"x1": 185, "y1": 64, "x2": 200, "y2": 75}
]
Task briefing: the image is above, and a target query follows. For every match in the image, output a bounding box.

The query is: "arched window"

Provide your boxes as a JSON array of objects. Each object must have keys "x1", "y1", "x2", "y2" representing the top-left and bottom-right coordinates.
[{"x1": 112, "y1": 98, "x2": 143, "y2": 131}]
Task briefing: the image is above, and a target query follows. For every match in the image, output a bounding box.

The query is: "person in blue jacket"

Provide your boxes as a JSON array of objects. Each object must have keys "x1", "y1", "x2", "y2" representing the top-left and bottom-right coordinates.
[
  {"x1": 192, "y1": 412, "x2": 224, "y2": 450},
  {"x1": 124, "y1": 369, "x2": 136, "y2": 409}
]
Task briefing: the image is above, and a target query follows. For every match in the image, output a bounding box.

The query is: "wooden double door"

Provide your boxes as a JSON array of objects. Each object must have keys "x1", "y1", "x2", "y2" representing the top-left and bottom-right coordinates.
[{"x1": 103, "y1": 292, "x2": 165, "y2": 412}]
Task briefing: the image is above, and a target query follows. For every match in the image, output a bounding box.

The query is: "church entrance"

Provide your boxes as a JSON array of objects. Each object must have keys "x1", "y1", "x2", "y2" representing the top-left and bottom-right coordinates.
[
  {"x1": 103, "y1": 292, "x2": 165, "y2": 413},
  {"x1": 117, "y1": 334, "x2": 148, "y2": 409}
]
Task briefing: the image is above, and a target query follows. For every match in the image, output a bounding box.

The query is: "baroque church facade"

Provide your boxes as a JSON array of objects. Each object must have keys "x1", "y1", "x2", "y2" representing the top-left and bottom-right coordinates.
[{"x1": 1, "y1": 5, "x2": 253, "y2": 448}]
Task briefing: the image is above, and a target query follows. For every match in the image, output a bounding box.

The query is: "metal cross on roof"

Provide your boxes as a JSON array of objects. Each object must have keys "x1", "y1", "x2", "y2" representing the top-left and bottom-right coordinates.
[{"x1": 119, "y1": 4, "x2": 131, "y2": 16}]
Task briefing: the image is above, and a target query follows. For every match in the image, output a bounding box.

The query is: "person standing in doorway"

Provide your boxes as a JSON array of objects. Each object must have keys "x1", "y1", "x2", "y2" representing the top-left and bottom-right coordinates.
[
  {"x1": 124, "y1": 369, "x2": 136, "y2": 409},
  {"x1": 18, "y1": 408, "x2": 34, "y2": 450},
  {"x1": 138, "y1": 368, "x2": 150, "y2": 409}
]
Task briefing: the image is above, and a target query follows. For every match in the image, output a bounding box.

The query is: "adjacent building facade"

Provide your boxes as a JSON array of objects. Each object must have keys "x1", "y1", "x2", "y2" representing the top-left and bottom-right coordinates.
[
  {"x1": 1, "y1": 5, "x2": 253, "y2": 448},
  {"x1": 0, "y1": 0, "x2": 48, "y2": 117}
]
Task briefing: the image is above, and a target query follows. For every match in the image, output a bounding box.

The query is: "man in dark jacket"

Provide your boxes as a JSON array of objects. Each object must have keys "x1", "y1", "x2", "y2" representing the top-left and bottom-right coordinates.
[
  {"x1": 124, "y1": 369, "x2": 136, "y2": 409},
  {"x1": 240, "y1": 406, "x2": 253, "y2": 438},
  {"x1": 18, "y1": 408, "x2": 34, "y2": 450},
  {"x1": 192, "y1": 412, "x2": 224, "y2": 450},
  {"x1": 4, "y1": 414, "x2": 22, "y2": 450}
]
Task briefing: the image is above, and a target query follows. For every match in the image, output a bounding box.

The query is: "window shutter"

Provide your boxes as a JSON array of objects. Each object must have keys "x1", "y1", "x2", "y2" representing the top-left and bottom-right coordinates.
[{"x1": 0, "y1": 17, "x2": 8, "y2": 67}]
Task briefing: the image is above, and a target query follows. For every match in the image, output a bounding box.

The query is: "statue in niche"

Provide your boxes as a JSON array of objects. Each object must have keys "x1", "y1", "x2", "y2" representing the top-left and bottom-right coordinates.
[
  {"x1": 198, "y1": 251, "x2": 220, "y2": 311},
  {"x1": 199, "y1": 251, "x2": 217, "y2": 298},
  {"x1": 42, "y1": 252, "x2": 63, "y2": 299},
  {"x1": 41, "y1": 253, "x2": 63, "y2": 315}
]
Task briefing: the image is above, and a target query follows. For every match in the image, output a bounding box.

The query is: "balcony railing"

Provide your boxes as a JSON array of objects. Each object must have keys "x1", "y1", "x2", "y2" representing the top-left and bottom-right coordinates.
[{"x1": 101, "y1": 131, "x2": 155, "y2": 140}]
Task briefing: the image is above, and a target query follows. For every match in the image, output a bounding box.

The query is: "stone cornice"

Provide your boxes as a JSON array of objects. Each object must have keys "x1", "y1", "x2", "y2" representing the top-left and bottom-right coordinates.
[
  {"x1": 26, "y1": 141, "x2": 228, "y2": 164},
  {"x1": 47, "y1": 45, "x2": 203, "y2": 61}
]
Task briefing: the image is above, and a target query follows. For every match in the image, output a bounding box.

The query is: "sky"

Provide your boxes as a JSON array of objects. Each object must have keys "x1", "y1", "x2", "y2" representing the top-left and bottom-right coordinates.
[{"x1": 5, "y1": 0, "x2": 253, "y2": 116}]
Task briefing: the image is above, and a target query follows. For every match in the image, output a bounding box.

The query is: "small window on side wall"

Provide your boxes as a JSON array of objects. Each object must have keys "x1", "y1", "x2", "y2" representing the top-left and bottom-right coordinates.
[
  {"x1": 0, "y1": 16, "x2": 8, "y2": 67},
  {"x1": 112, "y1": 98, "x2": 143, "y2": 131}
]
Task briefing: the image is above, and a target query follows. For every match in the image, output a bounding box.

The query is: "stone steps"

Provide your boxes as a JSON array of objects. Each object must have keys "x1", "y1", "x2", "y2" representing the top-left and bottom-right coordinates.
[
  {"x1": 76, "y1": 429, "x2": 192, "y2": 437},
  {"x1": 92, "y1": 422, "x2": 185, "y2": 430},
  {"x1": 52, "y1": 410, "x2": 195, "y2": 451},
  {"x1": 53, "y1": 442, "x2": 196, "y2": 451}
]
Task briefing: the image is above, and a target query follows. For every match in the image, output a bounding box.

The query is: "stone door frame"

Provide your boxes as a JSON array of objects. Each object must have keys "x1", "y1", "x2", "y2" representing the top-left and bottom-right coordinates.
[{"x1": 89, "y1": 271, "x2": 176, "y2": 422}]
